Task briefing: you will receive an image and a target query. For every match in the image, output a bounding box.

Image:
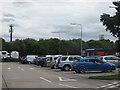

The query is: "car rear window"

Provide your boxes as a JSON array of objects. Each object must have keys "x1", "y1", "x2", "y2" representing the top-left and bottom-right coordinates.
[{"x1": 54, "y1": 57, "x2": 58, "y2": 60}]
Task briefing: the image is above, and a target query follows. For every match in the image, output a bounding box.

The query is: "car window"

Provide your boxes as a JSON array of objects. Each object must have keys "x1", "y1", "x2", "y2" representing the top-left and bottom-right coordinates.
[
  {"x1": 111, "y1": 57, "x2": 120, "y2": 60},
  {"x1": 50, "y1": 57, "x2": 52, "y2": 60},
  {"x1": 69, "y1": 57, "x2": 74, "y2": 61},
  {"x1": 83, "y1": 60, "x2": 89, "y2": 62},
  {"x1": 54, "y1": 57, "x2": 58, "y2": 60},
  {"x1": 89, "y1": 59, "x2": 102, "y2": 63},
  {"x1": 104, "y1": 57, "x2": 111, "y2": 60},
  {"x1": 74, "y1": 57, "x2": 81, "y2": 60},
  {"x1": 61, "y1": 57, "x2": 67, "y2": 61}
]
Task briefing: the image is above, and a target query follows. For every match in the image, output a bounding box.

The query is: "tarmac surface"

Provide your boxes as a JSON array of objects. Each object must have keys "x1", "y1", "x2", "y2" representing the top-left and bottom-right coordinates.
[{"x1": 2, "y1": 62, "x2": 120, "y2": 89}]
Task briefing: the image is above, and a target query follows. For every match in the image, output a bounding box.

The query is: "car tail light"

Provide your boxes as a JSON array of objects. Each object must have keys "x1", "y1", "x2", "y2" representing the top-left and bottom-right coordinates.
[{"x1": 50, "y1": 60, "x2": 52, "y2": 63}]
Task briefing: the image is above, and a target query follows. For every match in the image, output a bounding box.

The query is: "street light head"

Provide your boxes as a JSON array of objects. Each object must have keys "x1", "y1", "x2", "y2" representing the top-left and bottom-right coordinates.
[
  {"x1": 70, "y1": 23, "x2": 76, "y2": 25},
  {"x1": 9, "y1": 24, "x2": 13, "y2": 28}
]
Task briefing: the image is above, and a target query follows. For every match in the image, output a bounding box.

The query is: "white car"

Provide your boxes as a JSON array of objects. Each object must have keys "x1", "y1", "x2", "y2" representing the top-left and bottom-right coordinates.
[
  {"x1": 99, "y1": 55, "x2": 120, "y2": 67},
  {"x1": 26, "y1": 55, "x2": 37, "y2": 64}
]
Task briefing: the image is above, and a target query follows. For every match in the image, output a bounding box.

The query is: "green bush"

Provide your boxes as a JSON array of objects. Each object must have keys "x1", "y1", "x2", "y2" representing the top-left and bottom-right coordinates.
[{"x1": 2, "y1": 57, "x2": 19, "y2": 62}]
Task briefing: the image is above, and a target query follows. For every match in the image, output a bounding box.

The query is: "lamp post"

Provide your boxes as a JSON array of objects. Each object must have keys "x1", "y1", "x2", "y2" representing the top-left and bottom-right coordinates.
[
  {"x1": 70, "y1": 23, "x2": 83, "y2": 56},
  {"x1": 9, "y1": 24, "x2": 14, "y2": 42},
  {"x1": 51, "y1": 32, "x2": 61, "y2": 54}
]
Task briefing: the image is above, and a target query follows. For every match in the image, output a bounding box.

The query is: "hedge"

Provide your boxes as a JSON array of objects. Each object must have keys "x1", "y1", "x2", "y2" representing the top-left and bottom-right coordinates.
[{"x1": 2, "y1": 57, "x2": 19, "y2": 62}]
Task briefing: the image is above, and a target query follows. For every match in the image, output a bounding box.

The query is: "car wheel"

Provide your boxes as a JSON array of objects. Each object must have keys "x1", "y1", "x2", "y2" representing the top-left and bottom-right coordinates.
[
  {"x1": 107, "y1": 66, "x2": 112, "y2": 72},
  {"x1": 79, "y1": 67, "x2": 86, "y2": 73},
  {"x1": 63, "y1": 65, "x2": 71, "y2": 71},
  {"x1": 28, "y1": 62, "x2": 31, "y2": 64},
  {"x1": 51, "y1": 65, "x2": 55, "y2": 69}
]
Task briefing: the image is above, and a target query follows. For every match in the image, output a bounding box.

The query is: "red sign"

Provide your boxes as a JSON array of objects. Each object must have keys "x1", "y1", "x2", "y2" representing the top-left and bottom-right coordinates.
[{"x1": 95, "y1": 51, "x2": 105, "y2": 56}]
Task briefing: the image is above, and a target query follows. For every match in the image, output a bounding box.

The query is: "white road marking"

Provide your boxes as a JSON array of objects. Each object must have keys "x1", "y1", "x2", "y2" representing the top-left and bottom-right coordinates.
[
  {"x1": 59, "y1": 84, "x2": 78, "y2": 88},
  {"x1": 96, "y1": 81, "x2": 120, "y2": 89},
  {"x1": 40, "y1": 77, "x2": 51, "y2": 83},
  {"x1": 18, "y1": 67, "x2": 25, "y2": 71},
  {"x1": 58, "y1": 77, "x2": 77, "y2": 81},
  {"x1": 108, "y1": 84, "x2": 120, "y2": 88},
  {"x1": 30, "y1": 68, "x2": 34, "y2": 70},
  {"x1": 8, "y1": 68, "x2": 11, "y2": 70},
  {"x1": 21, "y1": 69, "x2": 25, "y2": 71}
]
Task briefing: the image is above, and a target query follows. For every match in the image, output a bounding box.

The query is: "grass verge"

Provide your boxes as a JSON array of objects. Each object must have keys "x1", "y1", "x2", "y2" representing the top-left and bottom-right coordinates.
[{"x1": 89, "y1": 74, "x2": 120, "y2": 80}]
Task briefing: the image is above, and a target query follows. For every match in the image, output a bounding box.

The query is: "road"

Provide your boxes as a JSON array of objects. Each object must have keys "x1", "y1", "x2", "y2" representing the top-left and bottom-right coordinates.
[{"x1": 2, "y1": 62, "x2": 120, "y2": 89}]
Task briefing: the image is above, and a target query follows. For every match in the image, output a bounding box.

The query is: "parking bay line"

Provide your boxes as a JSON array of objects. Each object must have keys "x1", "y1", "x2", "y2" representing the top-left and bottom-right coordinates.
[
  {"x1": 59, "y1": 84, "x2": 78, "y2": 88},
  {"x1": 8, "y1": 67, "x2": 11, "y2": 70},
  {"x1": 58, "y1": 77, "x2": 77, "y2": 81},
  {"x1": 18, "y1": 67, "x2": 25, "y2": 71},
  {"x1": 30, "y1": 68, "x2": 34, "y2": 70},
  {"x1": 40, "y1": 77, "x2": 52, "y2": 83},
  {"x1": 96, "y1": 81, "x2": 120, "y2": 89}
]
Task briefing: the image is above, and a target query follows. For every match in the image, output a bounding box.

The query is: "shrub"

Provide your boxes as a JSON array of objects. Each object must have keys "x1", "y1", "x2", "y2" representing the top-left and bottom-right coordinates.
[{"x1": 2, "y1": 57, "x2": 19, "y2": 62}]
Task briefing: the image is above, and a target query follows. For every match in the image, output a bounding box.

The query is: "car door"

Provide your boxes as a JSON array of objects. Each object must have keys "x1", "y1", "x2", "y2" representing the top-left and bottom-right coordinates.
[
  {"x1": 86, "y1": 59, "x2": 102, "y2": 71},
  {"x1": 111, "y1": 57, "x2": 120, "y2": 67},
  {"x1": 81, "y1": 59, "x2": 96, "y2": 71},
  {"x1": 92, "y1": 59, "x2": 104, "y2": 70}
]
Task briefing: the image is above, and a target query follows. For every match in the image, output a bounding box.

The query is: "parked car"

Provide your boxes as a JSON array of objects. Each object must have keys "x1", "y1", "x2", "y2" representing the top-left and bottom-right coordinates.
[
  {"x1": 20, "y1": 56, "x2": 28, "y2": 64},
  {"x1": 33, "y1": 58, "x2": 37, "y2": 64},
  {"x1": 56, "y1": 55, "x2": 82, "y2": 71},
  {"x1": 36, "y1": 57, "x2": 47, "y2": 67},
  {"x1": 26, "y1": 55, "x2": 37, "y2": 64},
  {"x1": 72, "y1": 58, "x2": 116, "y2": 73},
  {"x1": 98, "y1": 55, "x2": 120, "y2": 67},
  {"x1": 46, "y1": 55, "x2": 62, "y2": 69},
  {"x1": 40, "y1": 57, "x2": 48, "y2": 67}
]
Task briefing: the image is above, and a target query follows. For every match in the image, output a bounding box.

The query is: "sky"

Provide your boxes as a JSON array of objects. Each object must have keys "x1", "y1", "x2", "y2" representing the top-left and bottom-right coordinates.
[{"x1": 0, "y1": 0, "x2": 119, "y2": 42}]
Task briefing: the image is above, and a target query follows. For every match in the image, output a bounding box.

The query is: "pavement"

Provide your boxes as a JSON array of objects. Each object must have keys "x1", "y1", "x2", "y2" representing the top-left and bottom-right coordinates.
[{"x1": 1, "y1": 62, "x2": 120, "y2": 89}]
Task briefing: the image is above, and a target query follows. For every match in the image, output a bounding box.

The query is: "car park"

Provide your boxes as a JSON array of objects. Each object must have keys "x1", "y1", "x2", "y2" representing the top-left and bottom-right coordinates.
[
  {"x1": 56, "y1": 55, "x2": 82, "y2": 71},
  {"x1": 72, "y1": 58, "x2": 116, "y2": 73},
  {"x1": 98, "y1": 55, "x2": 120, "y2": 67}
]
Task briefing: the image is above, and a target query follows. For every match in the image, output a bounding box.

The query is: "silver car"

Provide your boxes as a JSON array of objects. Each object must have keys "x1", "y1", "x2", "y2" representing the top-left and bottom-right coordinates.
[
  {"x1": 46, "y1": 55, "x2": 62, "y2": 69},
  {"x1": 99, "y1": 55, "x2": 120, "y2": 67},
  {"x1": 56, "y1": 55, "x2": 82, "y2": 71}
]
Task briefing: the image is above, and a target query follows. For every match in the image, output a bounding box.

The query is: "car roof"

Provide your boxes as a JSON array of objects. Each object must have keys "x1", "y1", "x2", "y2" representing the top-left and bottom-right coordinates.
[{"x1": 100, "y1": 55, "x2": 116, "y2": 57}]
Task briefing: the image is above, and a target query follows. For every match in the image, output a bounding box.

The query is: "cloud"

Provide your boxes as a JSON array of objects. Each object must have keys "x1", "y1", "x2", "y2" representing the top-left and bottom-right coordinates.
[
  {"x1": 12, "y1": 2, "x2": 32, "y2": 7},
  {"x1": 3, "y1": 13, "x2": 15, "y2": 17},
  {"x1": 1, "y1": 0, "x2": 118, "y2": 42}
]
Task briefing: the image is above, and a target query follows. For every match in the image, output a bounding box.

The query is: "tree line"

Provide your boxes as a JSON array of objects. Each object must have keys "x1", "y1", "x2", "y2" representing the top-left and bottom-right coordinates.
[{"x1": 1, "y1": 38, "x2": 118, "y2": 56}]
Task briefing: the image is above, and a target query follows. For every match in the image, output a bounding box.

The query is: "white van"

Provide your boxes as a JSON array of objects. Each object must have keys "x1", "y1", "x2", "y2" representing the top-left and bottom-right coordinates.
[
  {"x1": 11, "y1": 51, "x2": 19, "y2": 59},
  {"x1": 26, "y1": 55, "x2": 37, "y2": 64},
  {"x1": 0, "y1": 51, "x2": 9, "y2": 58}
]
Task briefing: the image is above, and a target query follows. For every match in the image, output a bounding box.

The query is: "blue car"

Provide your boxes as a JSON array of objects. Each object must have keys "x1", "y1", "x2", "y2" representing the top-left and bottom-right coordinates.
[{"x1": 72, "y1": 58, "x2": 116, "y2": 73}]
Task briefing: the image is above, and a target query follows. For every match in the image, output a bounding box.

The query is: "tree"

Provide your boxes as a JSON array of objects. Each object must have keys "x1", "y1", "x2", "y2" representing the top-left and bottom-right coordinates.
[{"x1": 100, "y1": 1, "x2": 120, "y2": 53}]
